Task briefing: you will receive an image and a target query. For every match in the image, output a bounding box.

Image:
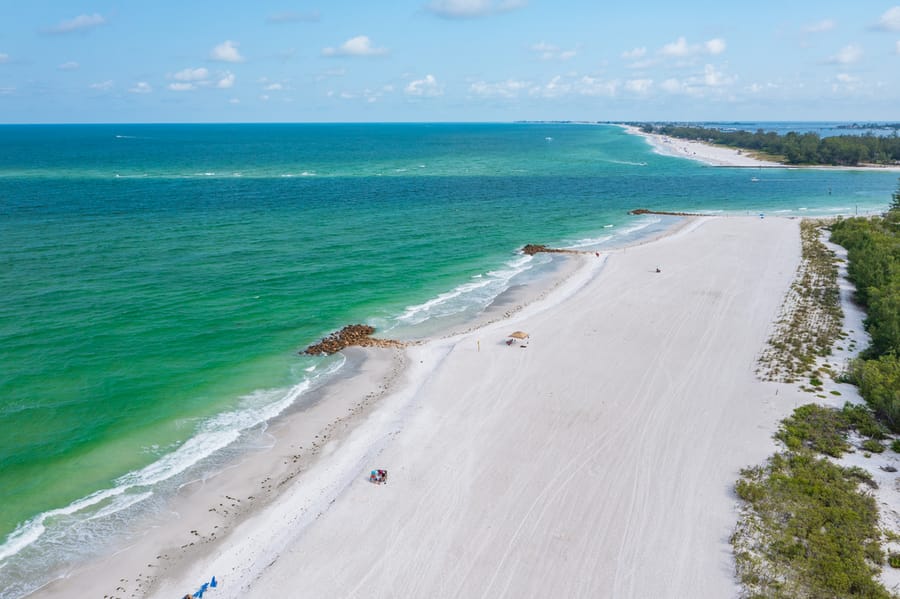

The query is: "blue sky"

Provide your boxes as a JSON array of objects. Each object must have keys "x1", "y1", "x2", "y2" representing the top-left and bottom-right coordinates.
[{"x1": 1, "y1": 1, "x2": 899, "y2": 123}]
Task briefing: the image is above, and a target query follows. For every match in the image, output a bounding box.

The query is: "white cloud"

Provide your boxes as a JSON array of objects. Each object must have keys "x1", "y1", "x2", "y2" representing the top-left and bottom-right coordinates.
[
  {"x1": 829, "y1": 44, "x2": 863, "y2": 65},
  {"x1": 661, "y1": 37, "x2": 691, "y2": 57},
  {"x1": 210, "y1": 40, "x2": 245, "y2": 63},
  {"x1": 705, "y1": 38, "x2": 726, "y2": 55},
  {"x1": 322, "y1": 35, "x2": 388, "y2": 57},
  {"x1": 426, "y1": 0, "x2": 527, "y2": 19},
  {"x1": 530, "y1": 75, "x2": 569, "y2": 98},
  {"x1": 527, "y1": 74, "x2": 619, "y2": 98},
  {"x1": 0, "y1": 86, "x2": 14, "y2": 95},
  {"x1": 874, "y1": 6, "x2": 900, "y2": 31},
  {"x1": 625, "y1": 78, "x2": 653, "y2": 94},
  {"x1": 0, "y1": 53, "x2": 8, "y2": 64},
  {"x1": 168, "y1": 82, "x2": 195, "y2": 92},
  {"x1": 469, "y1": 78, "x2": 530, "y2": 98},
  {"x1": 217, "y1": 72, "x2": 236, "y2": 89},
  {"x1": 229, "y1": 98, "x2": 240, "y2": 104},
  {"x1": 659, "y1": 36, "x2": 726, "y2": 59},
  {"x1": 57, "y1": 61, "x2": 79, "y2": 71},
  {"x1": 702, "y1": 64, "x2": 733, "y2": 86},
  {"x1": 574, "y1": 75, "x2": 618, "y2": 97},
  {"x1": 531, "y1": 42, "x2": 576, "y2": 61},
  {"x1": 746, "y1": 81, "x2": 778, "y2": 94},
  {"x1": 832, "y1": 72, "x2": 862, "y2": 93},
  {"x1": 45, "y1": 13, "x2": 106, "y2": 34},
  {"x1": 264, "y1": 83, "x2": 283, "y2": 91},
  {"x1": 129, "y1": 82, "x2": 152, "y2": 94},
  {"x1": 803, "y1": 19, "x2": 836, "y2": 33},
  {"x1": 656, "y1": 64, "x2": 736, "y2": 98},
  {"x1": 174, "y1": 67, "x2": 209, "y2": 82},
  {"x1": 531, "y1": 42, "x2": 577, "y2": 60},
  {"x1": 660, "y1": 78, "x2": 683, "y2": 94},
  {"x1": 621, "y1": 47, "x2": 646, "y2": 60},
  {"x1": 405, "y1": 74, "x2": 442, "y2": 96},
  {"x1": 327, "y1": 84, "x2": 393, "y2": 103},
  {"x1": 90, "y1": 80, "x2": 114, "y2": 91}
]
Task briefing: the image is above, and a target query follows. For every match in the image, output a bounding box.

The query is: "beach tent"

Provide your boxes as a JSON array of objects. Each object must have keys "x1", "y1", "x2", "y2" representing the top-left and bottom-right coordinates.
[{"x1": 509, "y1": 331, "x2": 529, "y2": 339}]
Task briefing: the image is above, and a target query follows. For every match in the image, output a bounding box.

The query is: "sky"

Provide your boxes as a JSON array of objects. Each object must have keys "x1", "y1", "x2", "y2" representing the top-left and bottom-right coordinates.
[{"x1": 1, "y1": 1, "x2": 899, "y2": 123}]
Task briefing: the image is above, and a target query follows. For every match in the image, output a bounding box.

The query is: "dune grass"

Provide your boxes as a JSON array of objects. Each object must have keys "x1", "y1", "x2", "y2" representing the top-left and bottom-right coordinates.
[{"x1": 758, "y1": 219, "x2": 843, "y2": 384}]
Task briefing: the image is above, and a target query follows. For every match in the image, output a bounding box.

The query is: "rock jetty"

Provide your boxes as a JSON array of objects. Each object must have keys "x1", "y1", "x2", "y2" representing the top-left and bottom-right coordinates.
[
  {"x1": 302, "y1": 324, "x2": 407, "y2": 356},
  {"x1": 521, "y1": 244, "x2": 583, "y2": 256},
  {"x1": 629, "y1": 208, "x2": 702, "y2": 216}
]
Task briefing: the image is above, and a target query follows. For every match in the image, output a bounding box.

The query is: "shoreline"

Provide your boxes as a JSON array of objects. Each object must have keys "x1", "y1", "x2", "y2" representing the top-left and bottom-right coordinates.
[
  {"x1": 205, "y1": 214, "x2": 804, "y2": 598},
  {"x1": 619, "y1": 124, "x2": 900, "y2": 172},
  {"x1": 28, "y1": 219, "x2": 676, "y2": 599},
  {"x1": 39, "y1": 213, "x2": 812, "y2": 598}
]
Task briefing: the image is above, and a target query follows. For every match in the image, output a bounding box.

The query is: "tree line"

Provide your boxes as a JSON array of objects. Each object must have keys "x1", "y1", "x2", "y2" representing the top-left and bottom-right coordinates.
[
  {"x1": 830, "y1": 184, "x2": 900, "y2": 429},
  {"x1": 640, "y1": 123, "x2": 900, "y2": 166}
]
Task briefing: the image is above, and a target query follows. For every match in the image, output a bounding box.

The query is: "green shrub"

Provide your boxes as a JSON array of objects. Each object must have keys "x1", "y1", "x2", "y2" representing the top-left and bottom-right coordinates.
[
  {"x1": 732, "y1": 451, "x2": 889, "y2": 598},
  {"x1": 776, "y1": 403, "x2": 851, "y2": 456},
  {"x1": 889, "y1": 553, "x2": 900, "y2": 568},
  {"x1": 857, "y1": 354, "x2": 900, "y2": 432},
  {"x1": 842, "y1": 402, "x2": 889, "y2": 440},
  {"x1": 861, "y1": 438, "x2": 885, "y2": 453}
]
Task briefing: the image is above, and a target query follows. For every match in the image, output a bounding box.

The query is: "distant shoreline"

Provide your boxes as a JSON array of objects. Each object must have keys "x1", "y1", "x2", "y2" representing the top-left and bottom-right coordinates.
[{"x1": 618, "y1": 124, "x2": 900, "y2": 172}]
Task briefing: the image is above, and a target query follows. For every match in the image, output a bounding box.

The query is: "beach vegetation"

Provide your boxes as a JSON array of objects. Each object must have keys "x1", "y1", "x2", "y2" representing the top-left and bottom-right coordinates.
[
  {"x1": 733, "y1": 403, "x2": 893, "y2": 599},
  {"x1": 861, "y1": 439, "x2": 885, "y2": 454},
  {"x1": 732, "y1": 450, "x2": 888, "y2": 598},
  {"x1": 854, "y1": 356, "x2": 900, "y2": 431},
  {"x1": 758, "y1": 220, "x2": 843, "y2": 383},
  {"x1": 774, "y1": 402, "x2": 887, "y2": 457},
  {"x1": 641, "y1": 124, "x2": 900, "y2": 167},
  {"x1": 830, "y1": 195, "x2": 900, "y2": 432}
]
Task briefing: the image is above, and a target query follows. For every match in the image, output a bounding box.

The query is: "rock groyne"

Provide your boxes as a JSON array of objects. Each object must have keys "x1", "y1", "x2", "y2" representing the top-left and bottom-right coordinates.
[
  {"x1": 629, "y1": 208, "x2": 702, "y2": 217},
  {"x1": 521, "y1": 244, "x2": 584, "y2": 256},
  {"x1": 302, "y1": 324, "x2": 407, "y2": 355}
]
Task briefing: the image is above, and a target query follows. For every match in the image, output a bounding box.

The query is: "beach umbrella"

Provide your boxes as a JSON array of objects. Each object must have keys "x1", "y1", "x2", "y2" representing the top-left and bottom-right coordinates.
[{"x1": 509, "y1": 331, "x2": 529, "y2": 339}]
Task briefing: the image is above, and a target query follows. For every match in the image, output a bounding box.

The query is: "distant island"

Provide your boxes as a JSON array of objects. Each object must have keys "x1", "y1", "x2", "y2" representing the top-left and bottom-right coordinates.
[
  {"x1": 634, "y1": 123, "x2": 900, "y2": 167},
  {"x1": 836, "y1": 122, "x2": 900, "y2": 131}
]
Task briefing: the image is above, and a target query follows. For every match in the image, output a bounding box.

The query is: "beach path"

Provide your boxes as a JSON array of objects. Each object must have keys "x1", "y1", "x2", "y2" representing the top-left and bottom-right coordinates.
[{"x1": 169, "y1": 216, "x2": 801, "y2": 598}]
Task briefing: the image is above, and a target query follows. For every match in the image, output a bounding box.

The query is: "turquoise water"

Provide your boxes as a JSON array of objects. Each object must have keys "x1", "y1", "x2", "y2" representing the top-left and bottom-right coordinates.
[{"x1": 0, "y1": 123, "x2": 896, "y2": 596}]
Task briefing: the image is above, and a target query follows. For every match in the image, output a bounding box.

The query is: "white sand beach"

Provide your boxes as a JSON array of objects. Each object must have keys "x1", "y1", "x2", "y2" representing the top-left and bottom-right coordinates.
[
  {"x1": 106, "y1": 215, "x2": 808, "y2": 599},
  {"x1": 621, "y1": 124, "x2": 900, "y2": 172},
  {"x1": 620, "y1": 125, "x2": 781, "y2": 168}
]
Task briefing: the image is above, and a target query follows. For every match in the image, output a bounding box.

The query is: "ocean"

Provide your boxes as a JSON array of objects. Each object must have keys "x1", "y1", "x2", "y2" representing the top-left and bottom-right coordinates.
[{"x1": 0, "y1": 123, "x2": 896, "y2": 597}]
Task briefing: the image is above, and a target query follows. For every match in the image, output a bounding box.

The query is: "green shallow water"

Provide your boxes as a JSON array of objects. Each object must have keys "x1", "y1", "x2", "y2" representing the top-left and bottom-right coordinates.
[{"x1": 0, "y1": 123, "x2": 896, "y2": 596}]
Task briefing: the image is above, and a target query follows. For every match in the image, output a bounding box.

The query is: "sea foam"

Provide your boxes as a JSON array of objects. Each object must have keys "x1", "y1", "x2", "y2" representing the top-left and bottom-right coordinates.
[{"x1": 0, "y1": 357, "x2": 345, "y2": 590}]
